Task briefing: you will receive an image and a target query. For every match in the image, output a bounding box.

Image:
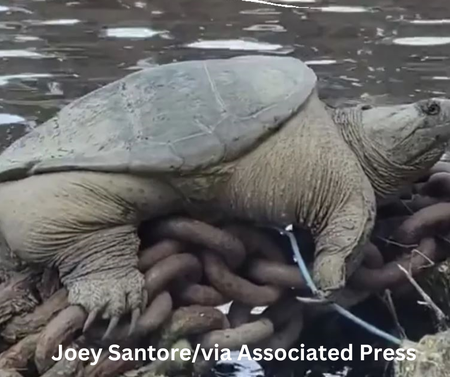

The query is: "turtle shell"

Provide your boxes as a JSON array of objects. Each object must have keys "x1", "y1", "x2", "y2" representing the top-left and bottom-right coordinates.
[{"x1": 0, "y1": 55, "x2": 317, "y2": 181}]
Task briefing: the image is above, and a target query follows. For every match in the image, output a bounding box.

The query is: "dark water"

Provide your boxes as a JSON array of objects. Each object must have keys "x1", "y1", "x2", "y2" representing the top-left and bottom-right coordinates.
[
  {"x1": 2, "y1": 0, "x2": 450, "y2": 148},
  {"x1": 1, "y1": 0, "x2": 450, "y2": 375}
]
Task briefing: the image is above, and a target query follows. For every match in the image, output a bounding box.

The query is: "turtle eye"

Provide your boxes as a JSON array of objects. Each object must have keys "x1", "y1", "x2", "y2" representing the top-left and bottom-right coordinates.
[{"x1": 424, "y1": 101, "x2": 441, "y2": 116}]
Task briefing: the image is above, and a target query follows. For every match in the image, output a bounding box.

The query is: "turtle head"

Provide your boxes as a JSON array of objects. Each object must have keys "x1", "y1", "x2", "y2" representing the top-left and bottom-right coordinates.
[
  {"x1": 333, "y1": 97, "x2": 450, "y2": 196},
  {"x1": 360, "y1": 98, "x2": 450, "y2": 166}
]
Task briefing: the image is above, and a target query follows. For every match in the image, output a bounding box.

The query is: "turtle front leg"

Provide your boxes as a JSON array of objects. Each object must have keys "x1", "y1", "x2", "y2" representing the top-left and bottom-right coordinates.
[{"x1": 312, "y1": 189, "x2": 375, "y2": 297}]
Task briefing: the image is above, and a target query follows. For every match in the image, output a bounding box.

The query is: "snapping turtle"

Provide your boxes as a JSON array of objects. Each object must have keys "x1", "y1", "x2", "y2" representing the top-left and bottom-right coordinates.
[{"x1": 0, "y1": 55, "x2": 449, "y2": 333}]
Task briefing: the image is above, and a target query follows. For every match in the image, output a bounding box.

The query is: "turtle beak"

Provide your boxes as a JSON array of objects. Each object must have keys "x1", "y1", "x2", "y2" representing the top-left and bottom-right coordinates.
[
  {"x1": 432, "y1": 98, "x2": 450, "y2": 140},
  {"x1": 427, "y1": 122, "x2": 450, "y2": 141}
]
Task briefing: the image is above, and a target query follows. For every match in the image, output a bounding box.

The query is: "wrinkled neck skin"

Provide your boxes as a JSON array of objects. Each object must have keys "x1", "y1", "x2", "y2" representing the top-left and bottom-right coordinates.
[{"x1": 331, "y1": 107, "x2": 445, "y2": 199}]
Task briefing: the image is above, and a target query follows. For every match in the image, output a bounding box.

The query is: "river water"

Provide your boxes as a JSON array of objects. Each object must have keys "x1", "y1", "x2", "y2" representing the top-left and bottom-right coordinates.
[
  {"x1": 1, "y1": 0, "x2": 450, "y2": 147},
  {"x1": 1, "y1": 0, "x2": 450, "y2": 376}
]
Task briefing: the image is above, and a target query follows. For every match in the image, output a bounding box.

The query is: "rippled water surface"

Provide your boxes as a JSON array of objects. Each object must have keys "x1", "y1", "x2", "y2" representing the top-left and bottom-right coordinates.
[
  {"x1": 2, "y1": 0, "x2": 450, "y2": 375},
  {"x1": 1, "y1": 0, "x2": 450, "y2": 143}
]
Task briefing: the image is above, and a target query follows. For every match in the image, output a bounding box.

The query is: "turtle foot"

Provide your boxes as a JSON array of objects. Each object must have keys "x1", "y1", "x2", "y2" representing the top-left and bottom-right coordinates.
[{"x1": 67, "y1": 269, "x2": 147, "y2": 339}]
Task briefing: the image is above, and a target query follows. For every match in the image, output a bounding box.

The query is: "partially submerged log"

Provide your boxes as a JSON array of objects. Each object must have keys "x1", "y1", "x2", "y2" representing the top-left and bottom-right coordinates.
[
  {"x1": 2, "y1": 289, "x2": 68, "y2": 344},
  {"x1": 0, "y1": 271, "x2": 41, "y2": 327}
]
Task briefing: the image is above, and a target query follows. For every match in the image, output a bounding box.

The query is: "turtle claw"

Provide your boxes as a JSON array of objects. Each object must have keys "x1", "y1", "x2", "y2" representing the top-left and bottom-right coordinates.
[
  {"x1": 83, "y1": 309, "x2": 99, "y2": 333},
  {"x1": 66, "y1": 269, "x2": 146, "y2": 340},
  {"x1": 141, "y1": 290, "x2": 148, "y2": 313},
  {"x1": 128, "y1": 308, "x2": 140, "y2": 337},
  {"x1": 295, "y1": 296, "x2": 332, "y2": 305},
  {"x1": 103, "y1": 316, "x2": 120, "y2": 340}
]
